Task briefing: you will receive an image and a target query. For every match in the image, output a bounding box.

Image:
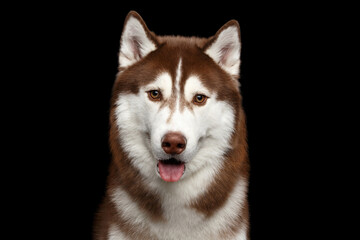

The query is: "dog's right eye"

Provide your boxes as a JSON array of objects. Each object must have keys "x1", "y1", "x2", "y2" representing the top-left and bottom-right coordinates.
[{"x1": 147, "y1": 90, "x2": 162, "y2": 101}]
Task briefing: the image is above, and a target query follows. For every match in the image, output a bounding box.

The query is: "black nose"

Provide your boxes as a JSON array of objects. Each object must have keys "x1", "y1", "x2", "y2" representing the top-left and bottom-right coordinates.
[{"x1": 161, "y1": 132, "x2": 186, "y2": 155}]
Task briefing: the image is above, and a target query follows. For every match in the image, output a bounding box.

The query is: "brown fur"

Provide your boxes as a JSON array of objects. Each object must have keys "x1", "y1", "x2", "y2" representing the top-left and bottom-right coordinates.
[{"x1": 94, "y1": 11, "x2": 249, "y2": 239}]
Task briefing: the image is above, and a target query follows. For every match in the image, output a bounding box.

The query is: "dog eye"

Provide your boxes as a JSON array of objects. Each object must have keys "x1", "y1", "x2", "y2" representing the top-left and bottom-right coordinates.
[
  {"x1": 147, "y1": 90, "x2": 162, "y2": 101},
  {"x1": 193, "y1": 94, "x2": 208, "y2": 105}
]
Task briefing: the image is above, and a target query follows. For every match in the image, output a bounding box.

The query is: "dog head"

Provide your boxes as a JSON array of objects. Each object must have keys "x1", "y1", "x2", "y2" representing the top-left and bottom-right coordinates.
[{"x1": 111, "y1": 11, "x2": 242, "y2": 183}]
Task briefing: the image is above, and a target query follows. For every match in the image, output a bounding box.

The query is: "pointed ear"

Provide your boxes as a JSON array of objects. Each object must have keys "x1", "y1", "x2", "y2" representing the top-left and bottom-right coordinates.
[
  {"x1": 204, "y1": 20, "x2": 241, "y2": 78},
  {"x1": 119, "y1": 11, "x2": 158, "y2": 69}
]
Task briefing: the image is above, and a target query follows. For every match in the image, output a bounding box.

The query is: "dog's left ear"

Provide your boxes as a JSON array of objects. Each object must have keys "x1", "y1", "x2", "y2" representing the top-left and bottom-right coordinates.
[
  {"x1": 119, "y1": 11, "x2": 158, "y2": 69},
  {"x1": 204, "y1": 20, "x2": 241, "y2": 78}
]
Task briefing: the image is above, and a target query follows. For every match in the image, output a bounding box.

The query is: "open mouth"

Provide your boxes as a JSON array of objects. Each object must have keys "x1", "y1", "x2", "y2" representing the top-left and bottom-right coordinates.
[{"x1": 157, "y1": 158, "x2": 185, "y2": 182}]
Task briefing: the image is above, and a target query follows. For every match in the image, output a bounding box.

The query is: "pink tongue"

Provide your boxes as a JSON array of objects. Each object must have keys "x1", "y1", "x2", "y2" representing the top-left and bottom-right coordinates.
[{"x1": 158, "y1": 161, "x2": 185, "y2": 182}]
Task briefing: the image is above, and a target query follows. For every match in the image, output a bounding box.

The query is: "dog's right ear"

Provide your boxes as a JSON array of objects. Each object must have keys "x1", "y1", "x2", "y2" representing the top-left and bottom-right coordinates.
[{"x1": 119, "y1": 11, "x2": 158, "y2": 69}]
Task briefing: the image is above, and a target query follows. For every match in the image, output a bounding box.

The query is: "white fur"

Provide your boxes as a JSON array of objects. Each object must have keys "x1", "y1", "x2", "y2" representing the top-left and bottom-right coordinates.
[
  {"x1": 113, "y1": 58, "x2": 246, "y2": 239},
  {"x1": 175, "y1": 58, "x2": 182, "y2": 94},
  {"x1": 235, "y1": 226, "x2": 248, "y2": 240},
  {"x1": 143, "y1": 72, "x2": 173, "y2": 99},
  {"x1": 110, "y1": 179, "x2": 247, "y2": 240},
  {"x1": 184, "y1": 75, "x2": 211, "y2": 102},
  {"x1": 205, "y1": 25, "x2": 241, "y2": 78},
  {"x1": 172, "y1": 58, "x2": 182, "y2": 120},
  {"x1": 119, "y1": 16, "x2": 156, "y2": 68},
  {"x1": 108, "y1": 224, "x2": 128, "y2": 240}
]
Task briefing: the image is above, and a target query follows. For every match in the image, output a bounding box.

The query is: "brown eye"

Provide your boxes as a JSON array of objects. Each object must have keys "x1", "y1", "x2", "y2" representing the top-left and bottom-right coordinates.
[
  {"x1": 193, "y1": 94, "x2": 208, "y2": 105},
  {"x1": 148, "y1": 90, "x2": 162, "y2": 101}
]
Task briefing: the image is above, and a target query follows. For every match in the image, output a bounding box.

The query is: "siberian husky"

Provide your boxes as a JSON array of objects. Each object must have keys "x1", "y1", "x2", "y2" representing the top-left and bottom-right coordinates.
[{"x1": 94, "y1": 11, "x2": 249, "y2": 240}]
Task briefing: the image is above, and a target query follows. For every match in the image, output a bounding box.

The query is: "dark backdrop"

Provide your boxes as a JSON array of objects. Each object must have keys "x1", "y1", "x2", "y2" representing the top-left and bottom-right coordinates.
[{"x1": 23, "y1": 2, "x2": 322, "y2": 239}]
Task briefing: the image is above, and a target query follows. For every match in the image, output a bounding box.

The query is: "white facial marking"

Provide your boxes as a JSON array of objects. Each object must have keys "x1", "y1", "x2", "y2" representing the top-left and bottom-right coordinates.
[
  {"x1": 175, "y1": 58, "x2": 182, "y2": 108},
  {"x1": 114, "y1": 92, "x2": 156, "y2": 180},
  {"x1": 184, "y1": 75, "x2": 211, "y2": 102},
  {"x1": 144, "y1": 72, "x2": 172, "y2": 100}
]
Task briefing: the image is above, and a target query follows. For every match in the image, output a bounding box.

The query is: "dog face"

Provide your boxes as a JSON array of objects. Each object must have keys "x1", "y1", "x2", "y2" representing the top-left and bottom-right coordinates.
[{"x1": 111, "y1": 12, "x2": 242, "y2": 184}]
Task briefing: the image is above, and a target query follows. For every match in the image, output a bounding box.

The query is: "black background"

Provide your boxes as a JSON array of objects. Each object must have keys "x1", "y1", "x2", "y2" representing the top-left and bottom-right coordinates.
[{"x1": 15, "y1": 2, "x2": 331, "y2": 239}]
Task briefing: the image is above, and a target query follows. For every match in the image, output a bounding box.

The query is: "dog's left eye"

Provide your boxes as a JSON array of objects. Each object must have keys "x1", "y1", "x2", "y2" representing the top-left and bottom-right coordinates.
[
  {"x1": 147, "y1": 90, "x2": 162, "y2": 101},
  {"x1": 193, "y1": 94, "x2": 208, "y2": 105}
]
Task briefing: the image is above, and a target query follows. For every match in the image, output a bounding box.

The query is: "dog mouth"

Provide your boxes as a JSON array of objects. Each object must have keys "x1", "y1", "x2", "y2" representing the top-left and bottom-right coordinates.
[{"x1": 157, "y1": 158, "x2": 185, "y2": 182}]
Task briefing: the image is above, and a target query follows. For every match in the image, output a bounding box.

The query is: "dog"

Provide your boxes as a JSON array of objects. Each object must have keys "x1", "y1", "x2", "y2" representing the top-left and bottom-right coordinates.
[{"x1": 94, "y1": 11, "x2": 249, "y2": 240}]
